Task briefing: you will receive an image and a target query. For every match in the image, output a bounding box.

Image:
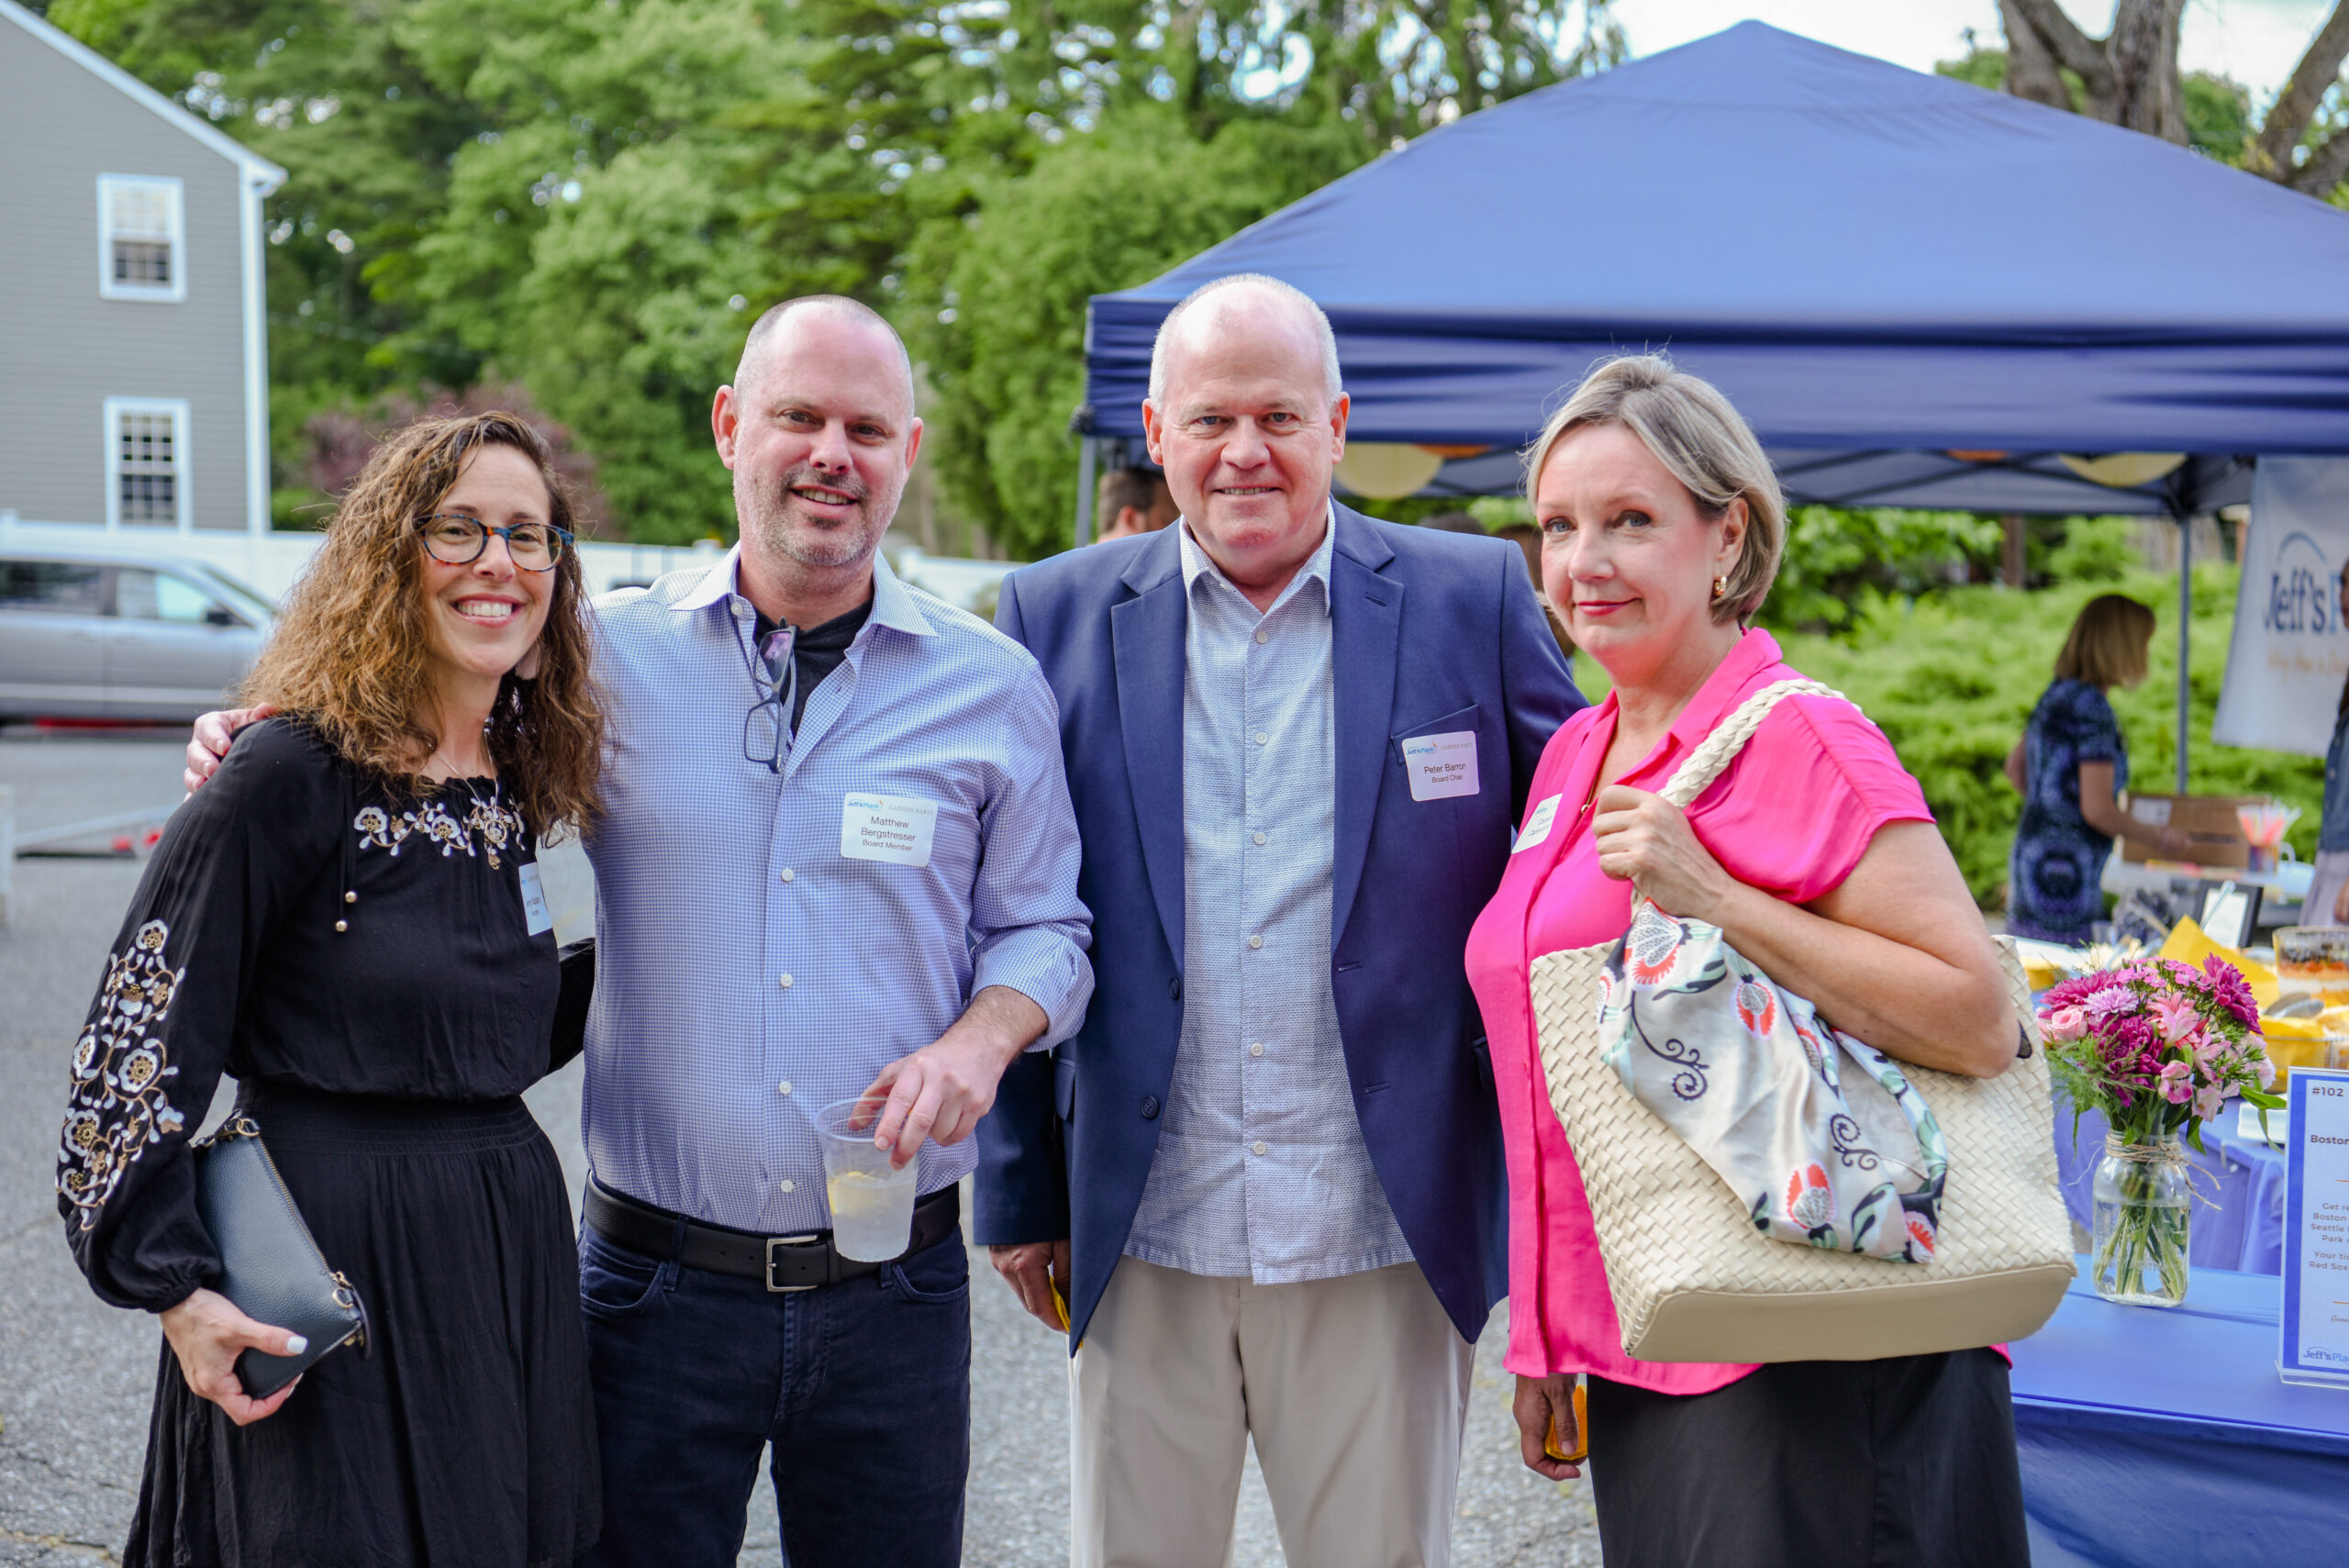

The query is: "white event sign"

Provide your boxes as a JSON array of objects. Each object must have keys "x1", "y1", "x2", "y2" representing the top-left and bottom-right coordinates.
[
  {"x1": 2213, "y1": 458, "x2": 2349, "y2": 758},
  {"x1": 2280, "y1": 1065, "x2": 2349, "y2": 1388}
]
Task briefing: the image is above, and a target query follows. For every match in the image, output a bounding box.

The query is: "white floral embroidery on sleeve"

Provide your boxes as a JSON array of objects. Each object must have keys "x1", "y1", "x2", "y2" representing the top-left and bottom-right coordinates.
[{"x1": 59, "y1": 919, "x2": 189, "y2": 1229}]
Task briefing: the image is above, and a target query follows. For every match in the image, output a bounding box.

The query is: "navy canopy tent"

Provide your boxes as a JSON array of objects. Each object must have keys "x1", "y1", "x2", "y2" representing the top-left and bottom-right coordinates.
[{"x1": 1081, "y1": 22, "x2": 2349, "y2": 518}]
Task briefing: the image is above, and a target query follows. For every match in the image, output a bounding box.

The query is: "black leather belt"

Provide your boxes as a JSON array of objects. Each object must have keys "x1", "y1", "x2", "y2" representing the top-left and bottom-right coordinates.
[{"x1": 584, "y1": 1178, "x2": 959, "y2": 1293}]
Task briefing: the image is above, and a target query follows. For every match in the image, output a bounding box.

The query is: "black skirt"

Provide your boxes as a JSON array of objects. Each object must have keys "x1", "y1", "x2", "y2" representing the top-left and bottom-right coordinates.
[
  {"x1": 1586, "y1": 1349, "x2": 2030, "y2": 1568},
  {"x1": 127, "y1": 1086, "x2": 600, "y2": 1568}
]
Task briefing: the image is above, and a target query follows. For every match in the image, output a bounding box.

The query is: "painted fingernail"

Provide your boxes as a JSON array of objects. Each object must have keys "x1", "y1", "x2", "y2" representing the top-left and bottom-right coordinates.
[{"x1": 284, "y1": 1335, "x2": 308, "y2": 1355}]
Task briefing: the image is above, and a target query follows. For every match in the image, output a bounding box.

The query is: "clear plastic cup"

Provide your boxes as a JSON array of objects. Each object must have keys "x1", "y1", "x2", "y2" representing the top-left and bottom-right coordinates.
[{"x1": 815, "y1": 1095, "x2": 920, "y2": 1262}]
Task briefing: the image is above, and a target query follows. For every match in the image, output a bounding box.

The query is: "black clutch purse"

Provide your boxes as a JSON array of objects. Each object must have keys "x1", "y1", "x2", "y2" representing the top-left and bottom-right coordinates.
[{"x1": 191, "y1": 1115, "x2": 370, "y2": 1398}]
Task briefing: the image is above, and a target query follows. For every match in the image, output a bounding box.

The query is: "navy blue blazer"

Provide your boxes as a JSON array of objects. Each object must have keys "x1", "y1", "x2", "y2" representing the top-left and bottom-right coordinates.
[{"x1": 975, "y1": 505, "x2": 1586, "y2": 1343}]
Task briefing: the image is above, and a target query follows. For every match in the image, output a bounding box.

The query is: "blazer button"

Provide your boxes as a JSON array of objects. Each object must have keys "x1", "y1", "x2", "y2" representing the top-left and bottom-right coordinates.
[
  {"x1": 1169, "y1": 977, "x2": 1182, "y2": 1001},
  {"x1": 1140, "y1": 1095, "x2": 1161, "y2": 1119}
]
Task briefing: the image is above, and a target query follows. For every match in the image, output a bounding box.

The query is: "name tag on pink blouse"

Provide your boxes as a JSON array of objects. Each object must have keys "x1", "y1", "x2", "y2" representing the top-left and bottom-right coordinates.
[
  {"x1": 1511, "y1": 794, "x2": 1563, "y2": 853},
  {"x1": 1404, "y1": 731, "x2": 1480, "y2": 801}
]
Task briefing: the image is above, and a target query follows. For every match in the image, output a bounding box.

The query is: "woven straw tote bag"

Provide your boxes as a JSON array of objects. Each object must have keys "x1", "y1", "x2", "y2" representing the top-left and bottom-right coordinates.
[{"x1": 1528, "y1": 679, "x2": 2075, "y2": 1364}]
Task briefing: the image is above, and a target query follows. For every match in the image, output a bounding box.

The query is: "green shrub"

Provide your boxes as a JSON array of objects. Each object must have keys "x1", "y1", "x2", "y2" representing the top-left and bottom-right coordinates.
[{"x1": 1570, "y1": 566, "x2": 2326, "y2": 907}]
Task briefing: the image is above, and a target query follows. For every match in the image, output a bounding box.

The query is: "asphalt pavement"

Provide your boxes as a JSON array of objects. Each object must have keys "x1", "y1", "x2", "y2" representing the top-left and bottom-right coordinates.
[{"x1": 0, "y1": 732, "x2": 1598, "y2": 1565}]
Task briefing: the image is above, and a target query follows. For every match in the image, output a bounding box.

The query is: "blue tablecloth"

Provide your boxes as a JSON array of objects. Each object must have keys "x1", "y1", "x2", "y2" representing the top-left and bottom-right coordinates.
[
  {"x1": 2051, "y1": 1104, "x2": 2286, "y2": 1273},
  {"x1": 2011, "y1": 1265, "x2": 2349, "y2": 1567}
]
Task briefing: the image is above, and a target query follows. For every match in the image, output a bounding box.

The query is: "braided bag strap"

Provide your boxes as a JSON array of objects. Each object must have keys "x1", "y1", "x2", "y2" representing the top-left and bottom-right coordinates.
[{"x1": 1657, "y1": 679, "x2": 1845, "y2": 811}]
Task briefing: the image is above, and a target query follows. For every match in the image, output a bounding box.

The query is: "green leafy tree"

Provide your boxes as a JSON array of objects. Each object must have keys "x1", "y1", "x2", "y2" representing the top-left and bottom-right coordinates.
[
  {"x1": 1572, "y1": 565, "x2": 2321, "y2": 908},
  {"x1": 903, "y1": 0, "x2": 1623, "y2": 558},
  {"x1": 1998, "y1": 0, "x2": 2349, "y2": 196}
]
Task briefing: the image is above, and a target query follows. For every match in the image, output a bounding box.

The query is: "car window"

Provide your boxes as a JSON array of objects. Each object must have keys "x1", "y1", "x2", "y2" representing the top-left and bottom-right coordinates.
[
  {"x1": 116, "y1": 568, "x2": 231, "y2": 626},
  {"x1": 194, "y1": 565, "x2": 277, "y2": 625},
  {"x1": 0, "y1": 560, "x2": 106, "y2": 615}
]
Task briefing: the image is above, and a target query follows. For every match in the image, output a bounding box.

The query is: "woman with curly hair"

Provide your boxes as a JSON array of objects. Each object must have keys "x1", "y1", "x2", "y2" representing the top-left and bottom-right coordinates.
[{"x1": 57, "y1": 413, "x2": 606, "y2": 1566}]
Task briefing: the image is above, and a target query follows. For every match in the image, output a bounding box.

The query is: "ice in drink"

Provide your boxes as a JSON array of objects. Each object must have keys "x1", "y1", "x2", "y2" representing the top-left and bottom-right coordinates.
[{"x1": 826, "y1": 1163, "x2": 918, "y2": 1262}]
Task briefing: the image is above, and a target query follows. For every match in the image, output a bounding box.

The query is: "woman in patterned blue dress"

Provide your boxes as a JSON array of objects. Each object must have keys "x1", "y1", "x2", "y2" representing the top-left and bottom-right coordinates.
[{"x1": 2003, "y1": 594, "x2": 2188, "y2": 943}]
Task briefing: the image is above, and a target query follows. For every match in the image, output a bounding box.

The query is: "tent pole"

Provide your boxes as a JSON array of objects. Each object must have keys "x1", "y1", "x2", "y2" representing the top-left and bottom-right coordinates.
[{"x1": 2175, "y1": 506, "x2": 2191, "y2": 795}]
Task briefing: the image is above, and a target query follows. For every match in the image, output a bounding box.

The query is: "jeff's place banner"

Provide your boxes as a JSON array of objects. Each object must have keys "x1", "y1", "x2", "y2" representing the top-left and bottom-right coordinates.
[{"x1": 2215, "y1": 458, "x2": 2349, "y2": 758}]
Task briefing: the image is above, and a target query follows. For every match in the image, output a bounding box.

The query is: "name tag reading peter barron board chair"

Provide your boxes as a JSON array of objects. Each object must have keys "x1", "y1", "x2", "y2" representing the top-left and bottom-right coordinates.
[{"x1": 1528, "y1": 681, "x2": 2076, "y2": 1365}]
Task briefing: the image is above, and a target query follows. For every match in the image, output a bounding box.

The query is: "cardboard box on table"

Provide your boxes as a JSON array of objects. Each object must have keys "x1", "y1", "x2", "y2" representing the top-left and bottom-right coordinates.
[{"x1": 2119, "y1": 793, "x2": 2255, "y2": 867}]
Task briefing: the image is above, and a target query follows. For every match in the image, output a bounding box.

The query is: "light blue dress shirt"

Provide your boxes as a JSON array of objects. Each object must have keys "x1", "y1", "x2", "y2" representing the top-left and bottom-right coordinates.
[
  {"x1": 581, "y1": 547, "x2": 1093, "y2": 1234},
  {"x1": 1122, "y1": 516, "x2": 1414, "y2": 1283}
]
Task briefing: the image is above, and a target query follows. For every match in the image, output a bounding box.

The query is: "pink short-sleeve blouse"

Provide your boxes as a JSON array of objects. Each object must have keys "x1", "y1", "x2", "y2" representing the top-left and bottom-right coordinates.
[{"x1": 1464, "y1": 629, "x2": 1936, "y2": 1393}]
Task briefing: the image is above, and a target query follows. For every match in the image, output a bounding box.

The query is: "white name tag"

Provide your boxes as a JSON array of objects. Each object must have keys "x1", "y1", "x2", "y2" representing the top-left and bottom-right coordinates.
[
  {"x1": 517, "y1": 861, "x2": 554, "y2": 935},
  {"x1": 1510, "y1": 794, "x2": 1563, "y2": 854},
  {"x1": 841, "y1": 793, "x2": 940, "y2": 867},
  {"x1": 1403, "y1": 730, "x2": 1481, "y2": 802}
]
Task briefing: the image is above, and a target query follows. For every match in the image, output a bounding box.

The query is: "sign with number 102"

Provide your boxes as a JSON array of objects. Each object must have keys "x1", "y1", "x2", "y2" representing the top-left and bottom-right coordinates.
[{"x1": 2282, "y1": 1067, "x2": 2349, "y2": 1388}]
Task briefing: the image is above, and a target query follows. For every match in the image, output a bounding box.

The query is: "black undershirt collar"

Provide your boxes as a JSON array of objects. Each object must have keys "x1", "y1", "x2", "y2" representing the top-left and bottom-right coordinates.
[{"x1": 753, "y1": 596, "x2": 874, "y2": 732}]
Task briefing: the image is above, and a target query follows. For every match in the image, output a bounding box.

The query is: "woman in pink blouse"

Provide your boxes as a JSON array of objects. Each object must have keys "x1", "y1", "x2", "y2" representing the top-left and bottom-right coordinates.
[{"x1": 1464, "y1": 356, "x2": 2029, "y2": 1567}]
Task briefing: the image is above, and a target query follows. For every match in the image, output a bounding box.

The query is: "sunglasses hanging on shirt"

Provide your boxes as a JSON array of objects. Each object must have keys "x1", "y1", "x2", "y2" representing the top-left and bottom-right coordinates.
[{"x1": 742, "y1": 625, "x2": 797, "y2": 774}]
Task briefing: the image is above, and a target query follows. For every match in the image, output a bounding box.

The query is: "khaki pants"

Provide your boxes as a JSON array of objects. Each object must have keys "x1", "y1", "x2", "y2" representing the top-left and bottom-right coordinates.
[{"x1": 1070, "y1": 1256, "x2": 1475, "y2": 1568}]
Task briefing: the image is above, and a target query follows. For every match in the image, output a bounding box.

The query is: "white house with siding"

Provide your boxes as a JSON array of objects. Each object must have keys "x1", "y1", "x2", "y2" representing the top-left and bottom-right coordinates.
[{"x1": 0, "y1": 0, "x2": 284, "y2": 536}]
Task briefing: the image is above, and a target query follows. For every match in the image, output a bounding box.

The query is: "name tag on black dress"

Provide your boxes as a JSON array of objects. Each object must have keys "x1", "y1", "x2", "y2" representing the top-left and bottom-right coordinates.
[{"x1": 517, "y1": 862, "x2": 553, "y2": 935}]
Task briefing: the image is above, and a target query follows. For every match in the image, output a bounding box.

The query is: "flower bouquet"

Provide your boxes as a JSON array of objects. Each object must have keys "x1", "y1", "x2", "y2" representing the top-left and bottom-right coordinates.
[{"x1": 2038, "y1": 956, "x2": 2284, "y2": 1307}]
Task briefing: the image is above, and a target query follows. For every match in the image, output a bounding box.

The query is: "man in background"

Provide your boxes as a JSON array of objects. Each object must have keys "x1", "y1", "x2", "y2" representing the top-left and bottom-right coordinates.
[{"x1": 1094, "y1": 464, "x2": 1178, "y2": 540}]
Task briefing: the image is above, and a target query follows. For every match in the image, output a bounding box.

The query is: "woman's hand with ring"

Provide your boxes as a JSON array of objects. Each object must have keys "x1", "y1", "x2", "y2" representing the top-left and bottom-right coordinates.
[{"x1": 1591, "y1": 784, "x2": 1733, "y2": 921}]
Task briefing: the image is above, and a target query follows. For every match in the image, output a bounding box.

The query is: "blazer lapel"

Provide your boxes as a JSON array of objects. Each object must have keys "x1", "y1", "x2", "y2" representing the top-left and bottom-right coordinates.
[
  {"x1": 1329, "y1": 508, "x2": 1401, "y2": 948},
  {"x1": 1111, "y1": 532, "x2": 1189, "y2": 972}
]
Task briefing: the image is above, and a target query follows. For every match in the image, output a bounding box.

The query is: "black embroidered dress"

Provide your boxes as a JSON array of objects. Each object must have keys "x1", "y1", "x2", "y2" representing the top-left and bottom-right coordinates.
[{"x1": 58, "y1": 718, "x2": 598, "y2": 1567}]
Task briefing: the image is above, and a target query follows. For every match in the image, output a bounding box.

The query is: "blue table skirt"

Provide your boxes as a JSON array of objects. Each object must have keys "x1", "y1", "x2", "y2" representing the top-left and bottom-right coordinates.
[
  {"x1": 2051, "y1": 1102, "x2": 2286, "y2": 1274},
  {"x1": 2010, "y1": 1265, "x2": 2349, "y2": 1568}
]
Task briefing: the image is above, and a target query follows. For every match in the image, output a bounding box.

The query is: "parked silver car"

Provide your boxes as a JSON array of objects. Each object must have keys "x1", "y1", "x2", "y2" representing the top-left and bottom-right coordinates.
[{"x1": 0, "y1": 542, "x2": 274, "y2": 722}]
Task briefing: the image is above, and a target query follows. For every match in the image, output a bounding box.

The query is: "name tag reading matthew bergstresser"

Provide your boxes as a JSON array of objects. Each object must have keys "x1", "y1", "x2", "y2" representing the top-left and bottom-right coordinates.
[{"x1": 841, "y1": 793, "x2": 940, "y2": 867}]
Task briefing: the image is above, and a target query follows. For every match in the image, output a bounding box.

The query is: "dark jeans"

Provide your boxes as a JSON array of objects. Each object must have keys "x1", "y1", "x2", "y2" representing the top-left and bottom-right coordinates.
[{"x1": 576, "y1": 1222, "x2": 973, "y2": 1568}]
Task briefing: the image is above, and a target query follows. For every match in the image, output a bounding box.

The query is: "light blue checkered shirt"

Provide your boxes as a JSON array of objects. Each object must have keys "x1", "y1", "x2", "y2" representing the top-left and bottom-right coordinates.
[
  {"x1": 580, "y1": 548, "x2": 1092, "y2": 1234},
  {"x1": 1122, "y1": 515, "x2": 1413, "y2": 1283}
]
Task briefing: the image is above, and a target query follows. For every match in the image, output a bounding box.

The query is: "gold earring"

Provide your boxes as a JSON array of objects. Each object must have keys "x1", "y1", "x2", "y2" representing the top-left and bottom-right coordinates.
[{"x1": 1711, "y1": 576, "x2": 1726, "y2": 601}]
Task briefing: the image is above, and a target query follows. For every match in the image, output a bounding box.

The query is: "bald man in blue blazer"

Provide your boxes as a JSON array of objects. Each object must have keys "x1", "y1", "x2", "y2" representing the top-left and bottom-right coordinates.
[{"x1": 975, "y1": 275, "x2": 1583, "y2": 1568}]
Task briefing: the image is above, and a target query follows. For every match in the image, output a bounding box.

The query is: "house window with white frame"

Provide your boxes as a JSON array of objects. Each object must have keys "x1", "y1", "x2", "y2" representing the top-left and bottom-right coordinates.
[
  {"x1": 97, "y1": 175, "x2": 186, "y2": 302},
  {"x1": 104, "y1": 399, "x2": 192, "y2": 529}
]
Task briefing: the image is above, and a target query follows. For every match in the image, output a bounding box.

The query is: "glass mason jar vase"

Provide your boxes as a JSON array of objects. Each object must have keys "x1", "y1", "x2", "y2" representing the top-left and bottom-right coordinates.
[{"x1": 2089, "y1": 1133, "x2": 2191, "y2": 1307}]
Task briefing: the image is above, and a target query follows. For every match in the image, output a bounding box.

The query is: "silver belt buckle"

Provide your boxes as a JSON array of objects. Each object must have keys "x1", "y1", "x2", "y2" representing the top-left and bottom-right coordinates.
[{"x1": 764, "y1": 1233, "x2": 824, "y2": 1293}]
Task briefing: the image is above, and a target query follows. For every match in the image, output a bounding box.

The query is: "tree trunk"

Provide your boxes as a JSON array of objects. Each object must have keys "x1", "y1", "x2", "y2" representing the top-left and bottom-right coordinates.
[
  {"x1": 2106, "y1": 0, "x2": 2186, "y2": 144},
  {"x1": 1999, "y1": 0, "x2": 2185, "y2": 146},
  {"x1": 2251, "y1": 1, "x2": 2349, "y2": 183},
  {"x1": 1998, "y1": 0, "x2": 2073, "y2": 112}
]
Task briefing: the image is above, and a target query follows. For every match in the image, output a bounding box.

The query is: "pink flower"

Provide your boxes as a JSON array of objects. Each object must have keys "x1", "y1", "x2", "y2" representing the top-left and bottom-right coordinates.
[
  {"x1": 2189, "y1": 1027, "x2": 2226, "y2": 1065},
  {"x1": 2254, "y1": 1045, "x2": 2277, "y2": 1090},
  {"x1": 2084, "y1": 986, "x2": 2140, "y2": 1028},
  {"x1": 2041, "y1": 1006, "x2": 2088, "y2": 1043},
  {"x1": 2153, "y1": 995, "x2": 2199, "y2": 1044},
  {"x1": 2043, "y1": 973, "x2": 2109, "y2": 1009},
  {"x1": 2199, "y1": 956, "x2": 2262, "y2": 1029},
  {"x1": 2158, "y1": 1061, "x2": 2194, "y2": 1105},
  {"x1": 2194, "y1": 1084, "x2": 2226, "y2": 1122}
]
